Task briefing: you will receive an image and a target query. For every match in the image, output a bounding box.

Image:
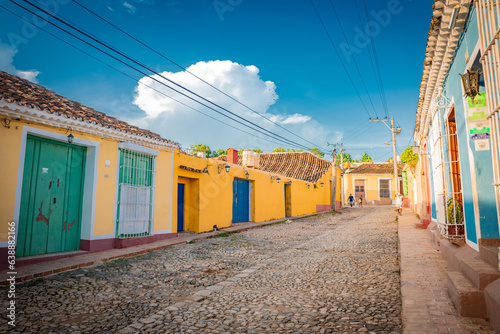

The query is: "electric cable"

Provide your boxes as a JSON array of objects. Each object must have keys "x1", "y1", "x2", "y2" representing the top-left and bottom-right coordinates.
[
  {"x1": 10, "y1": 0, "x2": 321, "y2": 152},
  {"x1": 70, "y1": 0, "x2": 329, "y2": 152},
  {"x1": 0, "y1": 3, "x2": 289, "y2": 149},
  {"x1": 15, "y1": 0, "x2": 317, "y2": 152},
  {"x1": 308, "y1": 0, "x2": 374, "y2": 119},
  {"x1": 361, "y1": 0, "x2": 390, "y2": 118},
  {"x1": 328, "y1": 0, "x2": 379, "y2": 118}
]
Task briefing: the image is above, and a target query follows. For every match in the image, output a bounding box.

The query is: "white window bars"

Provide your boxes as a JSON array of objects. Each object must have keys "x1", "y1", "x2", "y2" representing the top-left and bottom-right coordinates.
[
  {"x1": 476, "y1": 0, "x2": 500, "y2": 210},
  {"x1": 117, "y1": 149, "x2": 156, "y2": 238}
]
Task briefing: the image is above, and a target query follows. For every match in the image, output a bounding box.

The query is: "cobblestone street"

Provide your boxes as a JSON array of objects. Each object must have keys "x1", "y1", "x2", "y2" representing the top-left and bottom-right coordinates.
[{"x1": 1, "y1": 207, "x2": 402, "y2": 333}]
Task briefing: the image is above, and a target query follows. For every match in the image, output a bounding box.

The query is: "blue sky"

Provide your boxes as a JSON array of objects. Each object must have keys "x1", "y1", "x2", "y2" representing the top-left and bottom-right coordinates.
[{"x1": 0, "y1": 0, "x2": 433, "y2": 160}]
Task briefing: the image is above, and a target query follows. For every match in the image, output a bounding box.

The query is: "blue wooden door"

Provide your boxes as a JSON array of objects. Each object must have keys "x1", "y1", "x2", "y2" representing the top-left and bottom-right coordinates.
[
  {"x1": 177, "y1": 183, "x2": 185, "y2": 232},
  {"x1": 232, "y1": 178, "x2": 250, "y2": 223}
]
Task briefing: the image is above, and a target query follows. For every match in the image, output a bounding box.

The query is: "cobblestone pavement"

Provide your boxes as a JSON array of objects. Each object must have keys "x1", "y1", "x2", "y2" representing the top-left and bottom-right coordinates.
[{"x1": 1, "y1": 207, "x2": 402, "y2": 333}]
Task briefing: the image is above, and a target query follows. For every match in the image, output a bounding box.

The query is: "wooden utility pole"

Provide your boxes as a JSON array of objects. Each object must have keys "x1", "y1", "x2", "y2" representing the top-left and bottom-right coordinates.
[
  {"x1": 369, "y1": 117, "x2": 400, "y2": 198},
  {"x1": 332, "y1": 147, "x2": 337, "y2": 212}
]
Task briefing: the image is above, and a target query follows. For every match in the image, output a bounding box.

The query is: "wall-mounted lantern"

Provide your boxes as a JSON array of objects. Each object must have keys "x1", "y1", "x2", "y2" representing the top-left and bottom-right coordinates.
[
  {"x1": 225, "y1": 165, "x2": 230, "y2": 173},
  {"x1": 320, "y1": 182, "x2": 324, "y2": 187},
  {"x1": 270, "y1": 175, "x2": 274, "y2": 182},
  {"x1": 307, "y1": 184, "x2": 310, "y2": 189},
  {"x1": 459, "y1": 69, "x2": 481, "y2": 102},
  {"x1": 218, "y1": 164, "x2": 230, "y2": 174},
  {"x1": 276, "y1": 177, "x2": 281, "y2": 184},
  {"x1": 245, "y1": 172, "x2": 250, "y2": 179},
  {"x1": 66, "y1": 127, "x2": 74, "y2": 144}
]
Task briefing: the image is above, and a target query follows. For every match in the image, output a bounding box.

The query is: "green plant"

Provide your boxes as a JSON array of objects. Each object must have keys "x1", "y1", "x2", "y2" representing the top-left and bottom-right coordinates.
[{"x1": 446, "y1": 198, "x2": 464, "y2": 224}]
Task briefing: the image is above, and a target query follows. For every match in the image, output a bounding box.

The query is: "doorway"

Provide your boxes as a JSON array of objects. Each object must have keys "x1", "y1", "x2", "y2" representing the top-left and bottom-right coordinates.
[{"x1": 17, "y1": 135, "x2": 86, "y2": 257}]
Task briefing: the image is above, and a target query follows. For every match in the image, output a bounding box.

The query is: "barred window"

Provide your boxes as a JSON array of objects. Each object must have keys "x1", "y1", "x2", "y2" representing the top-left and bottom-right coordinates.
[
  {"x1": 117, "y1": 149, "x2": 155, "y2": 238},
  {"x1": 379, "y1": 179, "x2": 390, "y2": 198}
]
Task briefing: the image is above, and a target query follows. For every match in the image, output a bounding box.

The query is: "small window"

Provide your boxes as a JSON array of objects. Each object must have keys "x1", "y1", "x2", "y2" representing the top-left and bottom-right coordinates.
[{"x1": 379, "y1": 179, "x2": 390, "y2": 198}]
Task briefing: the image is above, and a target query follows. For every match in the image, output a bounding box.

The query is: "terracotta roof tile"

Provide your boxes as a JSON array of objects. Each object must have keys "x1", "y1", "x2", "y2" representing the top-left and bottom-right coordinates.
[
  {"x1": 0, "y1": 71, "x2": 179, "y2": 148},
  {"x1": 218, "y1": 151, "x2": 332, "y2": 183},
  {"x1": 347, "y1": 163, "x2": 404, "y2": 175}
]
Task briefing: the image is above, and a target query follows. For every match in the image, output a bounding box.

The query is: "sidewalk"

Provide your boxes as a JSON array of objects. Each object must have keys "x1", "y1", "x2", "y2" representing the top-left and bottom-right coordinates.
[
  {"x1": 0, "y1": 213, "x2": 322, "y2": 284},
  {"x1": 398, "y1": 208, "x2": 494, "y2": 333}
]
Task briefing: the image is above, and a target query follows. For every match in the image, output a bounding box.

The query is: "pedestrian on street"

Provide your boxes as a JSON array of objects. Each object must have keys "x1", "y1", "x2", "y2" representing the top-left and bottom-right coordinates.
[
  {"x1": 348, "y1": 194, "x2": 354, "y2": 207},
  {"x1": 358, "y1": 196, "x2": 363, "y2": 207},
  {"x1": 396, "y1": 193, "x2": 403, "y2": 215}
]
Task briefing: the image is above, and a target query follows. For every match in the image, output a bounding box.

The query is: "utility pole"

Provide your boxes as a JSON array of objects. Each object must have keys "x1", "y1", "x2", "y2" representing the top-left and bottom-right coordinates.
[
  {"x1": 369, "y1": 117, "x2": 400, "y2": 198},
  {"x1": 332, "y1": 147, "x2": 337, "y2": 212}
]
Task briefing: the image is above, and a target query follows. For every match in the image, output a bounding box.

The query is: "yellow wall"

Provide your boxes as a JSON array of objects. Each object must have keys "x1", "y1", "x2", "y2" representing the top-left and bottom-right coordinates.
[
  {"x1": 344, "y1": 173, "x2": 396, "y2": 204},
  {"x1": 174, "y1": 152, "x2": 338, "y2": 233}
]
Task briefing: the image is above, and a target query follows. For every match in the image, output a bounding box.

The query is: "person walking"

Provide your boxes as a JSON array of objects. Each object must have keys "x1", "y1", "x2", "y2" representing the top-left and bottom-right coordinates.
[
  {"x1": 358, "y1": 195, "x2": 363, "y2": 207},
  {"x1": 396, "y1": 193, "x2": 403, "y2": 215},
  {"x1": 348, "y1": 194, "x2": 354, "y2": 207}
]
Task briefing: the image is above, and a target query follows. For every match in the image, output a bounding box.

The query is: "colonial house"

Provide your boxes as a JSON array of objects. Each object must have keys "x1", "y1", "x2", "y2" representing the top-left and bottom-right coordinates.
[
  {"x1": 412, "y1": 0, "x2": 500, "y2": 329},
  {"x1": 343, "y1": 163, "x2": 404, "y2": 206},
  {"x1": 176, "y1": 150, "x2": 341, "y2": 234},
  {"x1": 0, "y1": 71, "x2": 339, "y2": 271},
  {"x1": 0, "y1": 71, "x2": 180, "y2": 270}
]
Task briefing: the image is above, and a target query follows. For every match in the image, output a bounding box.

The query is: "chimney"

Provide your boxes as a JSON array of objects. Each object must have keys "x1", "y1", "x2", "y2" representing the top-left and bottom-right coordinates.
[{"x1": 227, "y1": 148, "x2": 238, "y2": 164}]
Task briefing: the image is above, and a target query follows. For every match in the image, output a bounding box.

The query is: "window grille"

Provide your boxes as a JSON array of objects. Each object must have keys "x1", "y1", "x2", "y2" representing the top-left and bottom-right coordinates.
[
  {"x1": 476, "y1": 0, "x2": 500, "y2": 211},
  {"x1": 117, "y1": 149, "x2": 155, "y2": 238},
  {"x1": 379, "y1": 179, "x2": 390, "y2": 198}
]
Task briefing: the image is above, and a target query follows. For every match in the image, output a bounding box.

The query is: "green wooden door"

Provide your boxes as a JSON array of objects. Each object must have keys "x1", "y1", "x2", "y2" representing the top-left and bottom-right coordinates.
[{"x1": 17, "y1": 135, "x2": 86, "y2": 257}]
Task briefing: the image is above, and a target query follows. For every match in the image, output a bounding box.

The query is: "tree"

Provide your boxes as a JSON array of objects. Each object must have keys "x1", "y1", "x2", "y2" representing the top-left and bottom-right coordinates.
[
  {"x1": 359, "y1": 152, "x2": 373, "y2": 162},
  {"x1": 401, "y1": 146, "x2": 419, "y2": 168},
  {"x1": 272, "y1": 147, "x2": 286, "y2": 153},
  {"x1": 190, "y1": 143, "x2": 212, "y2": 157},
  {"x1": 211, "y1": 149, "x2": 227, "y2": 157},
  {"x1": 335, "y1": 152, "x2": 353, "y2": 165},
  {"x1": 308, "y1": 148, "x2": 324, "y2": 158},
  {"x1": 238, "y1": 147, "x2": 263, "y2": 154}
]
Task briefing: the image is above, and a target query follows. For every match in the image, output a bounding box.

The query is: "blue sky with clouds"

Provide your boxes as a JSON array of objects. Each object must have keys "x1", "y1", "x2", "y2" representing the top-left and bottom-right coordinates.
[{"x1": 0, "y1": 0, "x2": 433, "y2": 160}]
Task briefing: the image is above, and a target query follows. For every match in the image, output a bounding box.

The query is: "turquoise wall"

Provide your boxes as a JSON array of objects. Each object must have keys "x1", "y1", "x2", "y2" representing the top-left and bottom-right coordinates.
[{"x1": 440, "y1": 6, "x2": 499, "y2": 242}]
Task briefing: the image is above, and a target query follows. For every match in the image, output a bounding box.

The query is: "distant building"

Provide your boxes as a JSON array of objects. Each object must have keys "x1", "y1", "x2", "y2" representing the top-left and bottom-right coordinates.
[{"x1": 343, "y1": 163, "x2": 403, "y2": 206}]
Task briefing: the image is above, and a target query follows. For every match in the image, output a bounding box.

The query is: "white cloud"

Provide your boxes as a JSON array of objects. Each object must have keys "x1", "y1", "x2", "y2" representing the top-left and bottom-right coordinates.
[
  {"x1": 0, "y1": 42, "x2": 40, "y2": 83},
  {"x1": 130, "y1": 60, "x2": 329, "y2": 152},
  {"x1": 269, "y1": 113, "x2": 311, "y2": 125},
  {"x1": 123, "y1": 1, "x2": 137, "y2": 13}
]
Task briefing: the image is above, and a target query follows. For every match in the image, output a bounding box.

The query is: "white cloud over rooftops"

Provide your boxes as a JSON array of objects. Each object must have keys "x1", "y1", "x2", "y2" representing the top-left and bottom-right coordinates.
[{"x1": 130, "y1": 60, "x2": 330, "y2": 151}]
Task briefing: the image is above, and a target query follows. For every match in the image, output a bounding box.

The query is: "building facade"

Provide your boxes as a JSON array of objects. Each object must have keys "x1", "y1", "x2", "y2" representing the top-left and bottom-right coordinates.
[
  {"x1": 0, "y1": 71, "x2": 339, "y2": 270},
  {"x1": 412, "y1": 1, "x2": 500, "y2": 327}
]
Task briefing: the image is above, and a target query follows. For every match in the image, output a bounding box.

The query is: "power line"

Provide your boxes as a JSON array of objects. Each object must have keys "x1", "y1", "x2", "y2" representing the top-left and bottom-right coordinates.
[
  {"x1": 11, "y1": 0, "x2": 322, "y2": 152},
  {"x1": 14, "y1": 0, "x2": 315, "y2": 152},
  {"x1": 353, "y1": 0, "x2": 385, "y2": 117},
  {"x1": 327, "y1": 0, "x2": 378, "y2": 118},
  {"x1": 0, "y1": 4, "x2": 290, "y2": 149},
  {"x1": 70, "y1": 0, "x2": 328, "y2": 152},
  {"x1": 308, "y1": 0, "x2": 374, "y2": 119},
  {"x1": 361, "y1": 0, "x2": 390, "y2": 118}
]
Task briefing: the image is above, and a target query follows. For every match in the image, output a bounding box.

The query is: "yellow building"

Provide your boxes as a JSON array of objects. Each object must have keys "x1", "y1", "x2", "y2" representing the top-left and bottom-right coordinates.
[
  {"x1": 0, "y1": 71, "x2": 341, "y2": 270},
  {"x1": 343, "y1": 163, "x2": 403, "y2": 206},
  {"x1": 0, "y1": 71, "x2": 179, "y2": 271},
  {"x1": 173, "y1": 150, "x2": 341, "y2": 233}
]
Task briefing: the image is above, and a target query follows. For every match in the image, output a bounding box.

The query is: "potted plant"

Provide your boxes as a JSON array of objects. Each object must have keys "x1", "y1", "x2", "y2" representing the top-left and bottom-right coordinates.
[{"x1": 446, "y1": 198, "x2": 464, "y2": 236}]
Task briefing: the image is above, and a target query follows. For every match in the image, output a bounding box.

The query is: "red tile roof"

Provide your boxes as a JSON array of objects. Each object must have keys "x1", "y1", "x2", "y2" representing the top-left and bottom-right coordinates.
[
  {"x1": 218, "y1": 151, "x2": 332, "y2": 183},
  {"x1": 0, "y1": 71, "x2": 179, "y2": 147},
  {"x1": 347, "y1": 163, "x2": 404, "y2": 175}
]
